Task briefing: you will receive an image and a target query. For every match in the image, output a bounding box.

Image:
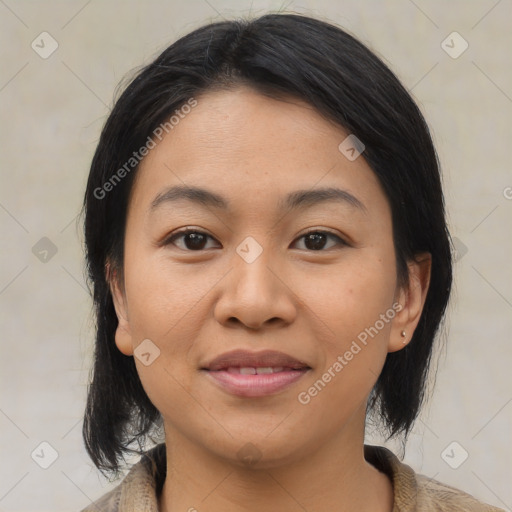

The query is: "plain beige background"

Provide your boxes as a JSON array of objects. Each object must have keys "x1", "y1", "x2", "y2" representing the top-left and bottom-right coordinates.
[{"x1": 0, "y1": 1, "x2": 511, "y2": 510}]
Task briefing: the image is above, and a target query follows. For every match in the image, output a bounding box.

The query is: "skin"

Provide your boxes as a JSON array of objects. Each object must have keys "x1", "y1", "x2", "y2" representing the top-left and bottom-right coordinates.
[{"x1": 109, "y1": 86, "x2": 431, "y2": 512}]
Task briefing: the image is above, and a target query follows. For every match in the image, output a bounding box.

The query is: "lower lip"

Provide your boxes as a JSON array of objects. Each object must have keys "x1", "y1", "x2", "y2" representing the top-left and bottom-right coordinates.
[{"x1": 203, "y1": 369, "x2": 309, "y2": 397}]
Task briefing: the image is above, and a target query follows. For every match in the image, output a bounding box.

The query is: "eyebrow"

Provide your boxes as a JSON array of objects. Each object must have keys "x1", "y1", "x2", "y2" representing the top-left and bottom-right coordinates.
[{"x1": 149, "y1": 184, "x2": 367, "y2": 215}]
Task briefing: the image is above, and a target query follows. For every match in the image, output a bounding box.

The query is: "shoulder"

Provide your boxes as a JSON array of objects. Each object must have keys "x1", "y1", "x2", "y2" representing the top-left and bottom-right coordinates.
[
  {"x1": 414, "y1": 473, "x2": 505, "y2": 512},
  {"x1": 80, "y1": 485, "x2": 121, "y2": 512},
  {"x1": 364, "y1": 444, "x2": 505, "y2": 512},
  {"x1": 79, "y1": 444, "x2": 166, "y2": 512}
]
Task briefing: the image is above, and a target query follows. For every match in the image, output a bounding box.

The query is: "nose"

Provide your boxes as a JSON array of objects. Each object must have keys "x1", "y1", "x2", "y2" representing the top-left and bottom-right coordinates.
[{"x1": 213, "y1": 248, "x2": 297, "y2": 330}]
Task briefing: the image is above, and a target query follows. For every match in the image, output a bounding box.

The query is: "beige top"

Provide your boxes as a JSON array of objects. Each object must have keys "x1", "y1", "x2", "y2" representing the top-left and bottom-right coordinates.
[{"x1": 81, "y1": 444, "x2": 504, "y2": 511}]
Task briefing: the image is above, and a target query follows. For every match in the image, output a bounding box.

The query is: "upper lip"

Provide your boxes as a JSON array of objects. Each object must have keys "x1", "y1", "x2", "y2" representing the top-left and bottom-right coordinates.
[{"x1": 202, "y1": 349, "x2": 311, "y2": 371}]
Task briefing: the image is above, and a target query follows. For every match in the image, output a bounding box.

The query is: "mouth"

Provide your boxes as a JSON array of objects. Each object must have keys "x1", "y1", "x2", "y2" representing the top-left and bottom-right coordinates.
[{"x1": 201, "y1": 349, "x2": 311, "y2": 398}]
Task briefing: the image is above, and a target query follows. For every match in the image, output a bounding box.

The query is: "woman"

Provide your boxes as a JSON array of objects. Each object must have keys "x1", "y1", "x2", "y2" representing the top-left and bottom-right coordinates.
[{"x1": 81, "y1": 13, "x2": 503, "y2": 511}]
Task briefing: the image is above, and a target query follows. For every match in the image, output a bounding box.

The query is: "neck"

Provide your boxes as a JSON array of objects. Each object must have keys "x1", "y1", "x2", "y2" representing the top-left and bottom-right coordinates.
[{"x1": 158, "y1": 405, "x2": 393, "y2": 512}]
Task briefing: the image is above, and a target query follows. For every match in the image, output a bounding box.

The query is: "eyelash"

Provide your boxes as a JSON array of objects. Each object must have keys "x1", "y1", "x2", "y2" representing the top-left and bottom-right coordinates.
[{"x1": 163, "y1": 228, "x2": 348, "y2": 252}]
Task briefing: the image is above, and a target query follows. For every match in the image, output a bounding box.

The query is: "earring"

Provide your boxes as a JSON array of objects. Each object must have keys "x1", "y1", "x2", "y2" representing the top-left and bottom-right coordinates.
[{"x1": 401, "y1": 330, "x2": 406, "y2": 338}]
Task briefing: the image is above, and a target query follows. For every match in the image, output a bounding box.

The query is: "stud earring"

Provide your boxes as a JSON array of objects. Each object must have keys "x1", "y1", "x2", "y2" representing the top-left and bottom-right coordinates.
[{"x1": 400, "y1": 330, "x2": 406, "y2": 338}]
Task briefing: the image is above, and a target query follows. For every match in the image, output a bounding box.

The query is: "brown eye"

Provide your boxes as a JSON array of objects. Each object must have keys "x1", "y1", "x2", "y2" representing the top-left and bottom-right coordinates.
[
  {"x1": 163, "y1": 229, "x2": 347, "y2": 252},
  {"x1": 293, "y1": 231, "x2": 347, "y2": 251},
  {"x1": 165, "y1": 229, "x2": 219, "y2": 251}
]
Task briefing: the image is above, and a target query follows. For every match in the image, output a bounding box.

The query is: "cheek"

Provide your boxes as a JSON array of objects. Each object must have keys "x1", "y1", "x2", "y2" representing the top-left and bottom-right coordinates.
[
  {"x1": 294, "y1": 269, "x2": 395, "y2": 435},
  {"x1": 122, "y1": 247, "x2": 210, "y2": 341},
  {"x1": 122, "y1": 253, "x2": 206, "y2": 417},
  {"x1": 298, "y1": 251, "x2": 397, "y2": 343},
  {"x1": 294, "y1": 250, "x2": 397, "y2": 409}
]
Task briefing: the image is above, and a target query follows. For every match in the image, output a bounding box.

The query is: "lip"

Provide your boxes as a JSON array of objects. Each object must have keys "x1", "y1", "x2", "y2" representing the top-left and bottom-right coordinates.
[
  {"x1": 203, "y1": 349, "x2": 310, "y2": 371},
  {"x1": 201, "y1": 349, "x2": 311, "y2": 398}
]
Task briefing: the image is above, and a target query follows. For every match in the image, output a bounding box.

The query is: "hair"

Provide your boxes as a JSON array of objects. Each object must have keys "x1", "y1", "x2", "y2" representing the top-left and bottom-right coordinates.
[{"x1": 82, "y1": 12, "x2": 453, "y2": 476}]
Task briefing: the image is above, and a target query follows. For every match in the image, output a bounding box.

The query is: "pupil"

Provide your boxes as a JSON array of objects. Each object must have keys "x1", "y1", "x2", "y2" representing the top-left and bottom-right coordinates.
[
  {"x1": 306, "y1": 233, "x2": 326, "y2": 250},
  {"x1": 186, "y1": 233, "x2": 206, "y2": 250}
]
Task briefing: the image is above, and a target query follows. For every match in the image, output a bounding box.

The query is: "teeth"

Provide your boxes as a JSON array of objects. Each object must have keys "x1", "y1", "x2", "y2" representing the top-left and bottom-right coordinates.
[
  {"x1": 226, "y1": 366, "x2": 286, "y2": 374},
  {"x1": 256, "y1": 367, "x2": 274, "y2": 374}
]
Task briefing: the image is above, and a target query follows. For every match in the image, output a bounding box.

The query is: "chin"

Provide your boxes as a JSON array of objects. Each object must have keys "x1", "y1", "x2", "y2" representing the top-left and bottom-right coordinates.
[{"x1": 205, "y1": 431, "x2": 316, "y2": 471}]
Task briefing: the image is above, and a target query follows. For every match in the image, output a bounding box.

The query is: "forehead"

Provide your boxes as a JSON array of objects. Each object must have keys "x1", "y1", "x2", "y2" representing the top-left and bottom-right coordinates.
[{"x1": 128, "y1": 86, "x2": 388, "y2": 220}]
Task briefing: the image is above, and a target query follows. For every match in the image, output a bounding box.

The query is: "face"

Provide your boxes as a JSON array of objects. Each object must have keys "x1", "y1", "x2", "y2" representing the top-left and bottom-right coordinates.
[{"x1": 110, "y1": 86, "x2": 429, "y2": 468}]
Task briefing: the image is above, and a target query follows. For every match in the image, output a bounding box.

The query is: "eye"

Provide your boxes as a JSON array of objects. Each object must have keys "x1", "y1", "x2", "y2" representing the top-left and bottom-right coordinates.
[
  {"x1": 162, "y1": 228, "x2": 348, "y2": 252},
  {"x1": 163, "y1": 228, "x2": 219, "y2": 251},
  {"x1": 292, "y1": 230, "x2": 347, "y2": 251}
]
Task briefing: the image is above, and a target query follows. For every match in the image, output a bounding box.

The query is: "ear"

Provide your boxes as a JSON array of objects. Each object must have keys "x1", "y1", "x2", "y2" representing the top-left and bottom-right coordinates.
[
  {"x1": 106, "y1": 261, "x2": 134, "y2": 356},
  {"x1": 388, "y1": 253, "x2": 432, "y2": 353}
]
